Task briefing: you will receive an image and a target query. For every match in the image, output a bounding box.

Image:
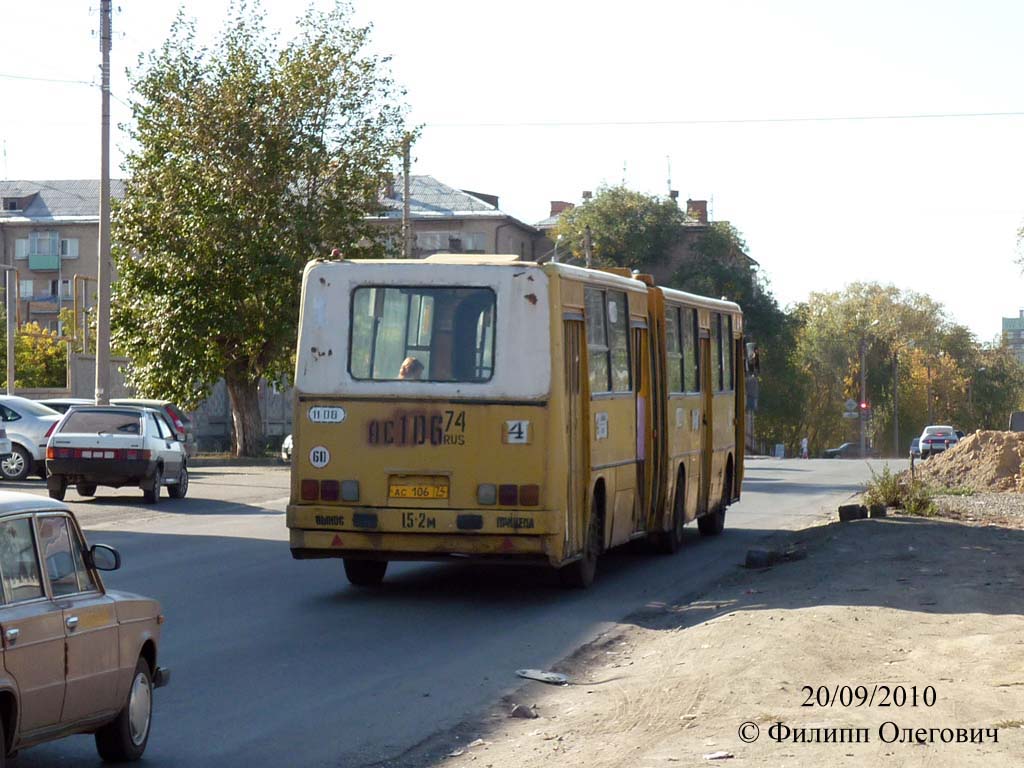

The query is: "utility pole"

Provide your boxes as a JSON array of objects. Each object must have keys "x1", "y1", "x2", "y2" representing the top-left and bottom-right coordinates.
[
  {"x1": 583, "y1": 225, "x2": 593, "y2": 268},
  {"x1": 892, "y1": 351, "x2": 899, "y2": 456},
  {"x1": 95, "y1": 0, "x2": 112, "y2": 404},
  {"x1": 401, "y1": 133, "x2": 412, "y2": 259},
  {"x1": 859, "y1": 337, "x2": 867, "y2": 458}
]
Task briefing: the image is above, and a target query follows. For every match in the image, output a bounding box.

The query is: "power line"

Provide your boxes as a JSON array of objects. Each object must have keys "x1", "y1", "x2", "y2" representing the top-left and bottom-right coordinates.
[
  {"x1": 0, "y1": 72, "x2": 95, "y2": 87},
  {"x1": 425, "y1": 110, "x2": 1024, "y2": 129}
]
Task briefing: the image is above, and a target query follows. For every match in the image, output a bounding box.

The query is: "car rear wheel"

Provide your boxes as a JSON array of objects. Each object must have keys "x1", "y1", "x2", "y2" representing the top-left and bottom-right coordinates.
[
  {"x1": 167, "y1": 465, "x2": 188, "y2": 499},
  {"x1": 1, "y1": 445, "x2": 32, "y2": 481},
  {"x1": 76, "y1": 482, "x2": 98, "y2": 497},
  {"x1": 143, "y1": 467, "x2": 162, "y2": 504},
  {"x1": 47, "y1": 474, "x2": 67, "y2": 501},
  {"x1": 95, "y1": 657, "x2": 152, "y2": 762},
  {"x1": 343, "y1": 559, "x2": 387, "y2": 586}
]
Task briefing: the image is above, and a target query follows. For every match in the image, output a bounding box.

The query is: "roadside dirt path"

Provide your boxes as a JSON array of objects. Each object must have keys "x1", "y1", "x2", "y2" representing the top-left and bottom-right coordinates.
[{"x1": 415, "y1": 514, "x2": 1023, "y2": 767}]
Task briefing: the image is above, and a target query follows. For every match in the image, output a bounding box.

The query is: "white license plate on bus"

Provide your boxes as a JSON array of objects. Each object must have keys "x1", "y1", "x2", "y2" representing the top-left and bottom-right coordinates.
[{"x1": 388, "y1": 476, "x2": 449, "y2": 500}]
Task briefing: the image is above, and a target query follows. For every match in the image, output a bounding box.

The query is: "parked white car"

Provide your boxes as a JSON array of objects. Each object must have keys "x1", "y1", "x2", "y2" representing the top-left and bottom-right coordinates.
[
  {"x1": 0, "y1": 396, "x2": 61, "y2": 480},
  {"x1": 45, "y1": 405, "x2": 189, "y2": 502},
  {"x1": 281, "y1": 434, "x2": 293, "y2": 464}
]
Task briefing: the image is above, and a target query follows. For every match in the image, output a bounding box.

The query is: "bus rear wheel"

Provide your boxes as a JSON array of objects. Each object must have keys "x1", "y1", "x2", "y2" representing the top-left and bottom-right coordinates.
[
  {"x1": 560, "y1": 498, "x2": 601, "y2": 589},
  {"x1": 344, "y1": 559, "x2": 387, "y2": 587},
  {"x1": 699, "y1": 461, "x2": 732, "y2": 537},
  {"x1": 653, "y1": 471, "x2": 686, "y2": 555}
]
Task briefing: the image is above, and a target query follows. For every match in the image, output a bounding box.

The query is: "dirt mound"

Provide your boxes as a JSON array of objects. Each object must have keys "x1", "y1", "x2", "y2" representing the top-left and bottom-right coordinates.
[{"x1": 913, "y1": 430, "x2": 1024, "y2": 492}]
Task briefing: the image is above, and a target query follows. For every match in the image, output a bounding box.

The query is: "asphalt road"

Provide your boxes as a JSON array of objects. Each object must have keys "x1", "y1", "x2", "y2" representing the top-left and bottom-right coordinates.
[{"x1": 7, "y1": 457, "x2": 906, "y2": 767}]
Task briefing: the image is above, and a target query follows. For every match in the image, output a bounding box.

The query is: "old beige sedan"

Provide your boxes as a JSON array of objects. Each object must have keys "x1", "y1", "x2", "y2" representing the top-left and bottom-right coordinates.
[{"x1": 0, "y1": 491, "x2": 168, "y2": 764}]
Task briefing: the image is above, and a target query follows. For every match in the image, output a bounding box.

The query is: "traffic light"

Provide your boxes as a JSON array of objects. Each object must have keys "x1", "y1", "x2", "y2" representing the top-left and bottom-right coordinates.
[{"x1": 859, "y1": 401, "x2": 869, "y2": 410}]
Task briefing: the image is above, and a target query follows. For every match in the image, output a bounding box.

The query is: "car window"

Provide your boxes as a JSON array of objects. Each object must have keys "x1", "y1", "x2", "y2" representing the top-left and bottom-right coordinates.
[
  {"x1": 149, "y1": 413, "x2": 168, "y2": 439},
  {"x1": 158, "y1": 414, "x2": 176, "y2": 440},
  {"x1": 0, "y1": 517, "x2": 45, "y2": 602},
  {"x1": 36, "y1": 516, "x2": 84, "y2": 597},
  {"x1": 13, "y1": 399, "x2": 60, "y2": 417},
  {"x1": 61, "y1": 409, "x2": 141, "y2": 434},
  {"x1": 66, "y1": 522, "x2": 97, "y2": 592},
  {"x1": 0, "y1": 404, "x2": 21, "y2": 423}
]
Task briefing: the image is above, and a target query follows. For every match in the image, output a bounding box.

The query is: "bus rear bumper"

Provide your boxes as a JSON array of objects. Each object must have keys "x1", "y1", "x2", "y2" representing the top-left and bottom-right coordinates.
[{"x1": 289, "y1": 528, "x2": 556, "y2": 565}]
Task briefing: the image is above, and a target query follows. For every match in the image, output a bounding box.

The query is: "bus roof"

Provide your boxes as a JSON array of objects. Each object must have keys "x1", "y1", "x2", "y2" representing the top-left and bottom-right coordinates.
[
  {"x1": 306, "y1": 257, "x2": 739, "y2": 310},
  {"x1": 659, "y1": 286, "x2": 742, "y2": 314}
]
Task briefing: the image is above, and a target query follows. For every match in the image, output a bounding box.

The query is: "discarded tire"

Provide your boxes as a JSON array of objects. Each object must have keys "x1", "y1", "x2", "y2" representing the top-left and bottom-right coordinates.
[
  {"x1": 838, "y1": 504, "x2": 868, "y2": 521},
  {"x1": 868, "y1": 504, "x2": 888, "y2": 518}
]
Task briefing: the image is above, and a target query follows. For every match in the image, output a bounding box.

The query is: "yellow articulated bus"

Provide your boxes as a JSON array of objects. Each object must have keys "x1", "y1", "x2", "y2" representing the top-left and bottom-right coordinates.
[{"x1": 286, "y1": 254, "x2": 745, "y2": 588}]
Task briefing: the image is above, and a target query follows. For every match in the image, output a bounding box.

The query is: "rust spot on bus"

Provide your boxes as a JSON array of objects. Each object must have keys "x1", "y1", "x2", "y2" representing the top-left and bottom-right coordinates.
[{"x1": 524, "y1": 293, "x2": 538, "y2": 305}]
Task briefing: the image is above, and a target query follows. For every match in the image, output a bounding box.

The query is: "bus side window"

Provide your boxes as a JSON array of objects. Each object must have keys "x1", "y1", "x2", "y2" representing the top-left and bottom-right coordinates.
[
  {"x1": 683, "y1": 308, "x2": 700, "y2": 393},
  {"x1": 607, "y1": 290, "x2": 631, "y2": 392},
  {"x1": 585, "y1": 288, "x2": 610, "y2": 393},
  {"x1": 726, "y1": 315, "x2": 734, "y2": 390},
  {"x1": 665, "y1": 307, "x2": 682, "y2": 393}
]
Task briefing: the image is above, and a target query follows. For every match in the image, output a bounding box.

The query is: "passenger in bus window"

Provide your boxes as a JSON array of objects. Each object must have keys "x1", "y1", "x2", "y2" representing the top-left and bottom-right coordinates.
[{"x1": 398, "y1": 356, "x2": 425, "y2": 380}]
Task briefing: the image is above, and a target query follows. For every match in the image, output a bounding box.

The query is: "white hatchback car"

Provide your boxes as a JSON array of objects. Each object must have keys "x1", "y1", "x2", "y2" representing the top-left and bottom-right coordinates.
[{"x1": 45, "y1": 406, "x2": 188, "y2": 502}]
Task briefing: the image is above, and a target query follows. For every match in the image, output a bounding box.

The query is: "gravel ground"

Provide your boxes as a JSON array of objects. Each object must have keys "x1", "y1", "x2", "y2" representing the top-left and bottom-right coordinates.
[{"x1": 933, "y1": 491, "x2": 1024, "y2": 528}]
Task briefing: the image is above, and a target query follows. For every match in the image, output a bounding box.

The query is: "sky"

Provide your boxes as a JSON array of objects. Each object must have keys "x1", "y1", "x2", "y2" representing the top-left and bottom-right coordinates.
[{"x1": 3, "y1": 0, "x2": 1023, "y2": 342}]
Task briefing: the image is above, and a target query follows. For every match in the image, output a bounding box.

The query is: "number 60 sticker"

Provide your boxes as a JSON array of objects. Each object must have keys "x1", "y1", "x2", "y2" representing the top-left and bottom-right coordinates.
[
  {"x1": 503, "y1": 420, "x2": 530, "y2": 444},
  {"x1": 309, "y1": 446, "x2": 330, "y2": 468}
]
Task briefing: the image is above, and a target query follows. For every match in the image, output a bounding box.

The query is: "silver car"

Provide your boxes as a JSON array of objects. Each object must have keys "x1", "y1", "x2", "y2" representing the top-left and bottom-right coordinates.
[{"x1": 0, "y1": 396, "x2": 61, "y2": 481}]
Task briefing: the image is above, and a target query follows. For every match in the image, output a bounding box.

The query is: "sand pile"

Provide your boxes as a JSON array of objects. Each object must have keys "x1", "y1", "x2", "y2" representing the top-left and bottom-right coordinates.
[{"x1": 913, "y1": 430, "x2": 1024, "y2": 492}]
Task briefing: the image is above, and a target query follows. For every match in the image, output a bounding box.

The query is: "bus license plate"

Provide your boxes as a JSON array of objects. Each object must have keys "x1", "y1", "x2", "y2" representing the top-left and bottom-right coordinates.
[{"x1": 388, "y1": 476, "x2": 449, "y2": 500}]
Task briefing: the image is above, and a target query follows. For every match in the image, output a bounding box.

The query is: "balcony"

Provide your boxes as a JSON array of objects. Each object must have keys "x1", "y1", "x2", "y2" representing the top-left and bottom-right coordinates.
[{"x1": 28, "y1": 253, "x2": 60, "y2": 271}]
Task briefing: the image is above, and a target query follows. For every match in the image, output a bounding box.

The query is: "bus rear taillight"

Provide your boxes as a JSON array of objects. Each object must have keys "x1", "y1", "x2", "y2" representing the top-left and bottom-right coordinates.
[
  {"x1": 320, "y1": 480, "x2": 340, "y2": 501},
  {"x1": 477, "y1": 483, "x2": 539, "y2": 506},
  {"x1": 301, "y1": 479, "x2": 319, "y2": 501},
  {"x1": 518, "y1": 485, "x2": 540, "y2": 506}
]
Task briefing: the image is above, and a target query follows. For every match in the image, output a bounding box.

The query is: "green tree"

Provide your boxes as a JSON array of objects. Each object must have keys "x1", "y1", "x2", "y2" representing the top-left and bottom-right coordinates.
[
  {"x1": 669, "y1": 222, "x2": 803, "y2": 451},
  {"x1": 790, "y1": 283, "x2": 1019, "y2": 456},
  {"x1": 551, "y1": 185, "x2": 685, "y2": 270},
  {"x1": 112, "y1": 1, "x2": 409, "y2": 455}
]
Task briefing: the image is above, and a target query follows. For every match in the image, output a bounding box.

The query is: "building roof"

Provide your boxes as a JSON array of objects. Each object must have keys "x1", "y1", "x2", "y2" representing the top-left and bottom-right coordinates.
[
  {"x1": 378, "y1": 175, "x2": 502, "y2": 219},
  {"x1": 0, "y1": 180, "x2": 125, "y2": 223}
]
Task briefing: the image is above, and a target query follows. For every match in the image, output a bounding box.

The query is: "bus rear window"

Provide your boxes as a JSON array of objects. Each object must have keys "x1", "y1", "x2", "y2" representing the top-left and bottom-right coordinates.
[{"x1": 349, "y1": 286, "x2": 496, "y2": 382}]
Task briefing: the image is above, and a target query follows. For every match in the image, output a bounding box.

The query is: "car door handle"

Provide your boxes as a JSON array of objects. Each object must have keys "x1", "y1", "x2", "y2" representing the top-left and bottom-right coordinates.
[
  {"x1": 4, "y1": 628, "x2": 19, "y2": 643},
  {"x1": 65, "y1": 615, "x2": 79, "y2": 630}
]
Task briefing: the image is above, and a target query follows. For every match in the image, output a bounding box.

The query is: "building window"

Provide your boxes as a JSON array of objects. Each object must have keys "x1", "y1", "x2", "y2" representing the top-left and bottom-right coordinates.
[
  {"x1": 19, "y1": 279, "x2": 33, "y2": 299},
  {"x1": 415, "y1": 231, "x2": 486, "y2": 253},
  {"x1": 60, "y1": 238, "x2": 79, "y2": 259},
  {"x1": 14, "y1": 239, "x2": 28, "y2": 260},
  {"x1": 29, "y1": 231, "x2": 58, "y2": 257},
  {"x1": 50, "y1": 279, "x2": 72, "y2": 298}
]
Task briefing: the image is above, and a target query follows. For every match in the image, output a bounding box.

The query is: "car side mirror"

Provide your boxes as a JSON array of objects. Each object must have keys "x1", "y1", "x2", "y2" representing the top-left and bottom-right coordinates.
[{"x1": 87, "y1": 544, "x2": 121, "y2": 571}]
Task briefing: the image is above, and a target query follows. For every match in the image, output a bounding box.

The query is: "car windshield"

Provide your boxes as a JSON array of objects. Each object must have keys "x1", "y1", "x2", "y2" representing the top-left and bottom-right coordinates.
[
  {"x1": 60, "y1": 409, "x2": 142, "y2": 435},
  {"x1": 11, "y1": 399, "x2": 59, "y2": 417}
]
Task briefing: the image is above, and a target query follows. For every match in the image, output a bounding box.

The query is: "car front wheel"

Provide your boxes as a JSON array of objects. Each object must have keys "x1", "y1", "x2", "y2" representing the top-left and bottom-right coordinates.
[
  {"x1": 1, "y1": 445, "x2": 32, "y2": 481},
  {"x1": 95, "y1": 657, "x2": 153, "y2": 762}
]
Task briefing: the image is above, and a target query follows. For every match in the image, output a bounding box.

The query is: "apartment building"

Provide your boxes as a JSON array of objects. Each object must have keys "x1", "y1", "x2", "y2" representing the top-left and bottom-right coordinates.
[{"x1": 0, "y1": 180, "x2": 124, "y2": 333}]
